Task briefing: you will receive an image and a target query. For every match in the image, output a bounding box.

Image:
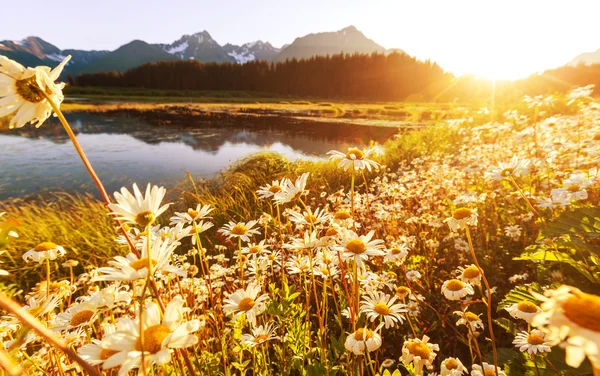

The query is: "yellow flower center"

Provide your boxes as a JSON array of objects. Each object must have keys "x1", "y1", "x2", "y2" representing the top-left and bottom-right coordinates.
[
  {"x1": 346, "y1": 239, "x2": 366, "y2": 255},
  {"x1": 445, "y1": 279, "x2": 465, "y2": 291},
  {"x1": 484, "y1": 371, "x2": 497, "y2": 376},
  {"x1": 567, "y1": 185, "x2": 581, "y2": 192},
  {"x1": 268, "y1": 185, "x2": 282, "y2": 193},
  {"x1": 374, "y1": 303, "x2": 391, "y2": 315},
  {"x1": 325, "y1": 228, "x2": 338, "y2": 237},
  {"x1": 231, "y1": 224, "x2": 247, "y2": 235},
  {"x1": 304, "y1": 214, "x2": 317, "y2": 223},
  {"x1": 527, "y1": 334, "x2": 545, "y2": 345},
  {"x1": 406, "y1": 341, "x2": 431, "y2": 359},
  {"x1": 445, "y1": 359, "x2": 459, "y2": 370},
  {"x1": 453, "y1": 208, "x2": 474, "y2": 220},
  {"x1": 464, "y1": 312, "x2": 479, "y2": 322},
  {"x1": 188, "y1": 209, "x2": 199, "y2": 218},
  {"x1": 391, "y1": 247, "x2": 403, "y2": 255},
  {"x1": 130, "y1": 258, "x2": 157, "y2": 271},
  {"x1": 135, "y1": 211, "x2": 156, "y2": 227},
  {"x1": 135, "y1": 231, "x2": 148, "y2": 240},
  {"x1": 248, "y1": 246, "x2": 261, "y2": 254},
  {"x1": 160, "y1": 232, "x2": 172, "y2": 241},
  {"x1": 100, "y1": 348, "x2": 119, "y2": 360},
  {"x1": 562, "y1": 290, "x2": 600, "y2": 332},
  {"x1": 334, "y1": 210, "x2": 352, "y2": 220},
  {"x1": 69, "y1": 310, "x2": 94, "y2": 327},
  {"x1": 396, "y1": 286, "x2": 411, "y2": 298},
  {"x1": 15, "y1": 75, "x2": 48, "y2": 103},
  {"x1": 238, "y1": 297, "x2": 255, "y2": 312},
  {"x1": 354, "y1": 328, "x2": 373, "y2": 340},
  {"x1": 346, "y1": 148, "x2": 364, "y2": 160},
  {"x1": 34, "y1": 242, "x2": 57, "y2": 252},
  {"x1": 254, "y1": 334, "x2": 269, "y2": 343},
  {"x1": 463, "y1": 265, "x2": 481, "y2": 279},
  {"x1": 135, "y1": 324, "x2": 171, "y2": 354},
  {"x1": 500, "y1": 168, "x2": 515, "y2": 177},
  {"x1": 517, "y1": 301, "x2": 539, "y2": 314}
]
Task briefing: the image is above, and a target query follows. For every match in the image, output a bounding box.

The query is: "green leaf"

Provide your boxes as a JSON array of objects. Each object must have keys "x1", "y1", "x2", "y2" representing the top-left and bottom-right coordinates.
[
  {"x1": 494, "y1": 317, "x2": 517, "y2": 336},
  {"x1": 497, "y1": 284, "x2": 542, "y2": 312},
  {"x1": 543, "y1": 207, "x2": 600, "y2": 240},
  {"x1": 515, "y1": 250, "x2": 596, "y2": 282}
]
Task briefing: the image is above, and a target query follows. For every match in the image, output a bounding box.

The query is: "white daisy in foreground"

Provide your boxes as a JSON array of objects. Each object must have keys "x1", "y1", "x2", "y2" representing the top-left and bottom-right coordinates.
[
  {"x1": 484, "y1": 156, "x2": 531, "y2": 181},
  {"x1": 240, "y1": 323, "x2": 280, "y2": 347},
  {"x1": 100, "y1": 296, "x2": 200, "y2": 375},
  {"x1": 223, "y1": 283, "x2": 269, "y2": 326},
  {"x1": 52, "y1": 301, "x2": 101, "y2": 331},
  {"x1": 336, "y1": 229, "x2": 385, "y2": 268},
  {"x1": 441, "y1": 279, "x2": 474, "y2": 300},
  {"x1": 401, "y1": 335, "x2": 439, "y2": 376},
  {"x1": 344, "y1": 327, "x2": 382, "y2": 355},
  {"x1": 22, "y1": 242, "x2": 66, "y2": 264},
  {"x1": 471, "y1": 362, "x2": 506, "y2": 376},
  {"x1": 513, "y1": 330, "x2": 551, "y2": 355},
  {"x1": 445, "y1": 208, "x2": 478, "y2": 232},
  {"x1": 218, "y1": 220, "x2": 260, "y2": 243},
  {"x1": 93, "y1": 236, "x2": 184, "y2": 282},
  {"x1": 532, "y1": 285, "x2": 600, "y2": 368},
  {"x1": 360, "y1": 291, "x2": 407, "y2": 329},
  {"x1": 454, "y1": 311, "x2": 484, "y2": 332},
  {"x1": 440, "y1": 357, "x2": 467, "y2": 376},
  {"x1": 108, "y1": 183, "x2": 171, "y2": 227},
  {"x1": 0, "y1": 54, "x2": 70, "y2": 128},
  {"x1": 457, "y1": 264, "x2": 482, "y2": 286},
  {"x1": 256, "y1": 179, "x2": 290, "y2": 200},
  {"x1": 505, "y1": 301, "x2": 541, "y2": 323},
  {"x1": 274, "y1": 172, "x2": 310, "y2": 204},
  {"x1": 78, "y1": 323, "x2": 120, "y2": 366},
  {"x1": 327, "y1": 146, "x2": 380, "y2": 171},
  {"x1": 169, "y1": 204, "x2": 213, "y2": 225}
]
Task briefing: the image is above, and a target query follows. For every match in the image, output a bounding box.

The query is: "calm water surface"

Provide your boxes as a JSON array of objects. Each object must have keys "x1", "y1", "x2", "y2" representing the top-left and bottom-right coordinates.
[{"x1": 0, "y1": 112, "x2": 397, "y2": 200}]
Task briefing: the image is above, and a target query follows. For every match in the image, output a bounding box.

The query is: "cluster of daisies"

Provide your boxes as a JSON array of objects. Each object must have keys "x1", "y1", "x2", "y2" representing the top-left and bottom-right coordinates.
[{"x1": 0, "y1": 55, "x2": 599, "y2": 375}]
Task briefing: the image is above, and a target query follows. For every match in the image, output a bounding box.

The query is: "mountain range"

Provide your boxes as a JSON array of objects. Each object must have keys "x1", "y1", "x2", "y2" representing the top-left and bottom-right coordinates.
[
  {"x1": 0, "y1": 26, "x2": 402, "y2": 78},
  {"x1": 568, "y1": 48, "x2": 600, "y2": 66}
]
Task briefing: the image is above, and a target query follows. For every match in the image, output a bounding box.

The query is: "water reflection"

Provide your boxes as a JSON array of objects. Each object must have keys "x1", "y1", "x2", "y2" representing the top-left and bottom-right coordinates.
[{"x1": 0, "y1": 112, "x2": 397, "y2": 200}]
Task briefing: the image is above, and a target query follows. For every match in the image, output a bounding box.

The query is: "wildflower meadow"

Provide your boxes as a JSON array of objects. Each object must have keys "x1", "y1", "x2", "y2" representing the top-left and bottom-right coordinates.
[{"x1": 0, "y1": 53, "x2": 599, "y2": 376}]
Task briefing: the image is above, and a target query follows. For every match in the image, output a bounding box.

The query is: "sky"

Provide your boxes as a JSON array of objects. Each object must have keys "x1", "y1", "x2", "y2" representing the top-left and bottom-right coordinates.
[{"x1": 2, "y1": 0, "x2": 599, "y2": 80}]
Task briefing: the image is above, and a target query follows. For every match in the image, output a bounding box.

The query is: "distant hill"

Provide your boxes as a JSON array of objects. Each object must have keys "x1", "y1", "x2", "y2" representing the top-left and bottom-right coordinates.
[
  {"x1": 275, "y1": 26, "x2": 389, "y2": 61},
  {"x1": 0, "y1": 26, "x2": 405, "y2": 77},
  {"x1": 568, "y1": 48, "x2": 600, "y2": 66}
]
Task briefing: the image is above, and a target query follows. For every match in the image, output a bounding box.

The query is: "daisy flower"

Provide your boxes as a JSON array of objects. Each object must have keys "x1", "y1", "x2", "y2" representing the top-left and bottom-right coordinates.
[
  {"x1": 100, "y1": 296, "x2": 200, "y2": 374},
  {"x1": 457, "y1": 265, "x2": 482, "y2": 286},
  {"x1": 406, "y1": 301, "x2": 421, "y2": 317},
  {"x1": 327, "y1": 147, "x2": 380, "y2": 171},
  {"x1": 504, "y1": 225, "x2": 522, "y2": 239},
  {"x1": 401, "y1": 335, "x2": 439, "y2": 376},
  {"x1": 441, "y1": 279, "x2": 474, "y2": 300},
  {"x1": 93, "y1": 236, "x2": 184, "y2": 282},
  {"x1": 169, "y1": 204, "x2": 213, "y2": 225},
  {"x1": 240, "y1": 323, "x2": 280, "y2": 347},
  {"x1": 445, "y1": 208, "x2": 478, "y2": 232},
  {"x1": 52, "y1": 301, "x2": 101, "y2": 331},
  {"x1": 484, "y1": 156, "x2": 531, "y2": 181},
  {"x1": 360, "y1": 291, "x2": 406, "y2": 329},
  {"x1": 344, "y1": 327, "x2": 382, "y2": 355},
  {"x1": 454, "y1": 311, "x2": 484, "y2": 332},
  {"x1": 336, "y1": 229, "x2": 385, "y2": 268},
  {"x1": 384, "y1": 244, "x2": 409, "y2": 263},
  {"x1": 274, "y1": 172, "x2": 309, "y2": 204},
  {"x1": 287, "y1": 207, "x2": 331, "y2": 227},
  {"x1": 22, "y1": 242, "x2": 66, "y2": 264},
  {"x1": 0, "y1": 54, "x2": 70, "y2": 128},
  {"x1": 256, "y1": 179, "x2": 290, "y2": 200},
  {"x1": 242, "y1": 240, "x2": 270, "y2": 258},
  {"x1": 218, "y1": 220, "x2": 260, "y2": 243},
  {"x1": 532, "y1": 285, "x2": 600, "y2": 368},
  {"x1": 471, "y1": 363, "x2": 506, "y2": 376},
  {"x1": 108, "y1": 183, "x2": 171, "y2": 227},
  {"x1": 406, "y1": 270, "x2": 422, "y2": 281},
  {"x1": 395, "y1": 286, "x2": 412, "y2": 300},
  {"x1": 440, "y1": 357, "x2": 467, "y2": 376},
  {"x1": 513, "y1": 330, "x2": 552, "y2": 355},
  {"x1": 505, "y1": 301, "x2": 541, "y2": 323},
  {"x1": 223, "y1": 283, "x2": 269, "y2": 326},
  {"x1": 78, "y1": 323, "x2": 121, "y2": 366}
]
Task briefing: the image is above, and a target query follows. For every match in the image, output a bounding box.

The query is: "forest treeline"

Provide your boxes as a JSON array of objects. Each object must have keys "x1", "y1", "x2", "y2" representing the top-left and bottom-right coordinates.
[{"x1": 73, "y1": 52, "x2": 600, "y2": 102}]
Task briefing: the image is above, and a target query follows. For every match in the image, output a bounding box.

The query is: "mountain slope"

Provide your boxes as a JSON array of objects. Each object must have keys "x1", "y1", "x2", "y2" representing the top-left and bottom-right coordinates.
[
  {"x1": 159, "y1": 31, "x2": 233, "y2": 63},
  {"x1": 275, "y1": 25, "x2": 386, "y2": 61},
  {"x1": 223, "y1": 41, "x2": 280, "y2": 63},
  {"x1": 83, "y1": 40, "x2": 176, "y2": 73},
  {"x1": 568, "y1": 48, "x2": 600, "y2": 66}
]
